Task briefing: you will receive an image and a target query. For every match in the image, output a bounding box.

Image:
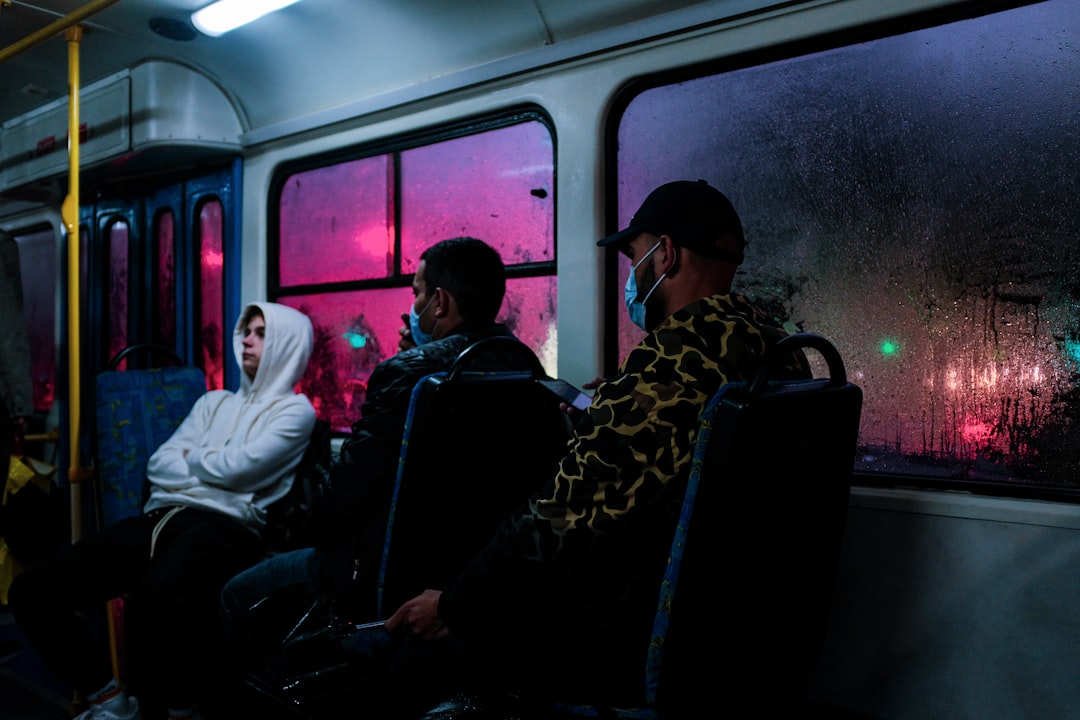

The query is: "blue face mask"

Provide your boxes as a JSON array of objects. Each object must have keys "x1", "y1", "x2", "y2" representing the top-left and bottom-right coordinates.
[
  {"x1": 409, "y1": 296, "x2": 436, "y2": 346},
  {"x1": 624, "y1": 240, "x2": 667, "y2": 331}
]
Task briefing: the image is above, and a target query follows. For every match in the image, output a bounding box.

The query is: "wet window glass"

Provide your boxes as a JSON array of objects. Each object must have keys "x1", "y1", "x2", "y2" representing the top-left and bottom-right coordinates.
[
  {"x1": 106, "y1": 220, "x2": 129, "y2": 370},
  {"x1": 13, "y1": 227, "x2": 56, "y2": 412},
  {"x1": 279, "y1": 155, "x2": 393, "y2": 286},
  {"x1": 153, "y1": 208, "x2": 176, "y2": 353},
  {"x1": 273, "y1": 119, "x2": 556, "y2": 432},
  {"x1": 399, "y1": 123, "x2": 554, "y2": 274},
  {"x1": 198, "y1": 199, "x2": 225, "y2": 391},
  {"x1": 614, "y1": 0, "x2": 1079, "y2": 486}
]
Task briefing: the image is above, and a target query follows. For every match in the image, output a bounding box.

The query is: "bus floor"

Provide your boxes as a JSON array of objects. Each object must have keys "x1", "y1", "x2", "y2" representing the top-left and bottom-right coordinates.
[{"x1": 1, "y1": 606, "x2": 881, "y2": 720}]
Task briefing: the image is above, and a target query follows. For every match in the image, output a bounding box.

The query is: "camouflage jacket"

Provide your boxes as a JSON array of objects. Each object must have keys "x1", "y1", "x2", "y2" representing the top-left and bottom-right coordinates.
[{"x1": 438, "y1": 292, "x2": 808, "y2": 701}]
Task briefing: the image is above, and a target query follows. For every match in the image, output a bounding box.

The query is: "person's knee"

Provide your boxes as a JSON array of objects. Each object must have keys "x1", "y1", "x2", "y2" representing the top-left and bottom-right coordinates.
[{"x1": 219, "y1": 572, "x2": 246, "y2": 621}]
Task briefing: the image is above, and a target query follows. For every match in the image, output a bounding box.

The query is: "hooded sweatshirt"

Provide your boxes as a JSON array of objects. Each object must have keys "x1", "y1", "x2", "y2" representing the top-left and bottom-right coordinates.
[{"x1": 143, "y1": 301, "x2": 316, "y2": 530}]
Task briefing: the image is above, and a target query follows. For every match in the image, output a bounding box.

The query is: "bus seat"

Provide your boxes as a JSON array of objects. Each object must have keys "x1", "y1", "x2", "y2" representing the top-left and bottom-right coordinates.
[
  {"x1": 418, "y1": 332, "x2": 863, "y2": 720},
  {"x1": 376, "y1": 336, "x2": 570, "y2": 617},
  {"x1": 242, "y1": 337, "x2": 573, "y2": 718},
  {"x1": 94, "y1": 344, "x2": 207, "y2": 530},
  {"x1": 262, "y1": 418, "x2": 334, "y2": 555},
  {"x1": 645, "y1": 332, "x2": 862, "y2": 719},
  {"x1": 92, "y1": 344, "x2": 207, "y2": 704}
]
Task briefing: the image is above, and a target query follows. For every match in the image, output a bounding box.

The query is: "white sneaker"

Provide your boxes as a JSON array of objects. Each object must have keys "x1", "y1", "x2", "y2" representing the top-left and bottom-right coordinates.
[{"x1": 73, "y1": 693, "x2": 142, "y2": 720}]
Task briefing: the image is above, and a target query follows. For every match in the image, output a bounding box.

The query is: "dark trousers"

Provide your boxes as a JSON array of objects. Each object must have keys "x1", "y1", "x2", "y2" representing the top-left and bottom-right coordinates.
[{"x1": 8, "y1": 505, "x2": 263, "y2": 710}]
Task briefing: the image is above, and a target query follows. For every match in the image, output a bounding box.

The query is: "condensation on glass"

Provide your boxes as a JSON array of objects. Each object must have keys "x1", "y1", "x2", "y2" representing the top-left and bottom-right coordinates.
[
  {"x1": 276, "y1": 120, "x2": 556, "y2": 432},
  {"x1": 153, "y1": 208, "x2": 176, "y2": 353},
  {"x1": 280, "y1": 155, "x2": 393, "y2": 285},
  {"x1": 615, "y1": 0, "x2": 1079, "y2": 485},
  {"x1": 198, "y1": 199, "x2": 225, "y2": 391},
  {"x1": 12, "y1": 228, "x2": 56, "y2": 412},
  {"x1": 106, "y1": 220, "x2": 129, "y2": 370}
]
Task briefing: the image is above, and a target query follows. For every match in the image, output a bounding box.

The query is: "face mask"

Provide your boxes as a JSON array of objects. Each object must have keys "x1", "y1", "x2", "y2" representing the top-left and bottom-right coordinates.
[
  {"x1": 624, "y1": 240, "x2": 666, "y2": 331},
  {"x1": 409, "y1": 296, "x2": 436, "y2": 346}
]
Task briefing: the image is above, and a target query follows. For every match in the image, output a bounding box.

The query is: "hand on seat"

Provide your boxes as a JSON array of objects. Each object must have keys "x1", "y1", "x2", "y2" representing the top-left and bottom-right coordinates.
[{"x1": 385, "y1": 589, "x2": 448, "y2": 641}]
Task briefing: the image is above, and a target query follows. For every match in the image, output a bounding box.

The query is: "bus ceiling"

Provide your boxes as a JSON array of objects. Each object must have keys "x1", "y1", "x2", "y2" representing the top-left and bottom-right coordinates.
[{"x1": 0, "y1": 0, "x2": 794, "y2": 206}]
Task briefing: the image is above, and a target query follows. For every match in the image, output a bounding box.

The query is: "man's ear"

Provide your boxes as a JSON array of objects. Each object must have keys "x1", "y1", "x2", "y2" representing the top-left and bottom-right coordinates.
[
  {"x1": 433, "y1": 287, "x2": 448, "y2": 318},
  {"x1": 658, "y1": 234, "x2": 679, "y2": 276}
]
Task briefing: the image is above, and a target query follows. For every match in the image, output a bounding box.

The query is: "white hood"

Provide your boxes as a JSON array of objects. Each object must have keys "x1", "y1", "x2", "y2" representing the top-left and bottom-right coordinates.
[
  {"x1": 144, "y1": 301, "x2": 316, "y2": 528},
  {"x1": 234, "y1": 301, "x2": 314, "y2": 400}
]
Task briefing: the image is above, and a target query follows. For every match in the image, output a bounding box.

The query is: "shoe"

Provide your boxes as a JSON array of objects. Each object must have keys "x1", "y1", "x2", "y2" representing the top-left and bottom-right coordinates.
[
  {"x1": 0, "y1": 638, "x2": 19, "y2": 666},
  {"x1": 73, "y1": 694, "x2": 142, "y2": 720}
]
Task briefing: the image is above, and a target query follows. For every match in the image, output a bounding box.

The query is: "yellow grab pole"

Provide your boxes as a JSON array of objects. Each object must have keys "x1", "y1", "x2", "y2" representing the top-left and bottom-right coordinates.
[
  {"x1": 0, "y1": 0, "x2": 121, "y2": 64},
  {"x1": 62, "y1": 23, "x2": 122, "y2": 690},
  {"x1": 62, "y1": 26, "x2": 88, "y2": 544}
]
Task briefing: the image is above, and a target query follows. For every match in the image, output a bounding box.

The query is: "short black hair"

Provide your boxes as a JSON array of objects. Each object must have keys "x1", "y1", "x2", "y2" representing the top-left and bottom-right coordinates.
[
  {"x1": 420, "y1": 237, "x2": 506, "y2": 322},
  {"x1": 241, "y1": 304, "x2": 265, "y2": 327}
]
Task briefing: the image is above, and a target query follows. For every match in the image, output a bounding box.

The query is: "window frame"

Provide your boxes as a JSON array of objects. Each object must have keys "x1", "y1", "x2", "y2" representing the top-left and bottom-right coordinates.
[
  {"x1": 268, "y1": 107, "x2": 557, "y2": 300},
  {"x1": 601, "y1": 0, "x2": 1078, "y2": 502},
  {"x1": 267, "y1": 106, "x2": 559, "y2": 432}
]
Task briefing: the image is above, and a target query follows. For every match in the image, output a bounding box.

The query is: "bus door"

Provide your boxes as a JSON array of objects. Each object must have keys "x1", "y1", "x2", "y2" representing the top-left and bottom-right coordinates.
[
  {"x1": 79, "y1": 161, "x2": 240, "y2": 387},
  {"x1": 73, "y1": 161, "x2": 240, "y2": 522}
]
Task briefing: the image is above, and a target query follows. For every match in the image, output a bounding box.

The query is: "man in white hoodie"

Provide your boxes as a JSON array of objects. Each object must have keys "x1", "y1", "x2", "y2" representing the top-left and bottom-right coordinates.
[{"x1": 9, "y1": 301, "x2": 316, "y2": 720}]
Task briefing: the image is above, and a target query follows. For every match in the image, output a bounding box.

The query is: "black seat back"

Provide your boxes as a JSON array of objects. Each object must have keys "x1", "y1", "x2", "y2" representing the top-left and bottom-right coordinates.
[
  {"x1": 262, "y1": 418, "x2": 333, "y2": 554},
  {"x1": 376, "y1": 337, "x2": 571, "y2": 617},
  {"x1": 653, "y1": 332, "x2": 862, "y2": 718}
]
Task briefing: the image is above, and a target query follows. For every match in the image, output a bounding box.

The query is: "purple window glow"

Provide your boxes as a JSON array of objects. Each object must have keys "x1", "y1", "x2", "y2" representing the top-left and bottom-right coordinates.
[
  {"x1": 615, "y1": 0, "x2": 1079, "y2": 485},
  {"x1": 107, "y1": 221, "x2": 129, "y2": 370},
  {"x1": 198, "y1": 199, "x2": 225, "y2": 391},
  {"x1": 274, "y1": 120, "x2": 556, "y2": 432},
  {"x1": 279, "y1": 155, "x2": 393, "y2": 286},
  {"x1": 154, "y1": 209, "x2": 176, "y2": 353}
]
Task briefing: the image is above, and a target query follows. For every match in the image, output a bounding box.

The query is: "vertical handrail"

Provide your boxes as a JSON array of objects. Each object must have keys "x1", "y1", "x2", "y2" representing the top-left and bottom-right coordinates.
[{"x1": 62, "y1": 27, "x2": 86, "y2": 543}]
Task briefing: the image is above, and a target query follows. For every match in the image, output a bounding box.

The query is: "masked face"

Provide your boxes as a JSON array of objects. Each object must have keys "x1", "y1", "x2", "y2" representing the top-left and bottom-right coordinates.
[
  {"x1": 409, "y1": 295, "x2": 436, "y2": 346},
  {"x1": 623, "y1": 239, "x2": 666, "y2": 331}
]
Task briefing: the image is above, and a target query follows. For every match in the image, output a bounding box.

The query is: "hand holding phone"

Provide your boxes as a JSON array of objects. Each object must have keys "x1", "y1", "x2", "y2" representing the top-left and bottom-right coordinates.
[{"x1": 539, "y1": 378, "x2": 592, "y2": 412}]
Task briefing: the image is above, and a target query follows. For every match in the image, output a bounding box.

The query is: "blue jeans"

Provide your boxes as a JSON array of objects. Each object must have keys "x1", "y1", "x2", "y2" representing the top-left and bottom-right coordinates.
[{"x1": 220, "y1": 547, "x2": 320, "y2": 666}]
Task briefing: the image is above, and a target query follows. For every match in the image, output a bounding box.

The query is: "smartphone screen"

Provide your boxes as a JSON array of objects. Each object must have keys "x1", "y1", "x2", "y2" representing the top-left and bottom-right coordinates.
[{"x1": 538, "y1": 378, "x2": 592, "y2": 411}]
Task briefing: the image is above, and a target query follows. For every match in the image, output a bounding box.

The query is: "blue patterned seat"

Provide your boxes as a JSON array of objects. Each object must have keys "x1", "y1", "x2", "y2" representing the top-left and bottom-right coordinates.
[{"x1": 94, "y1": 350, "x2": 206, "y2": 529}]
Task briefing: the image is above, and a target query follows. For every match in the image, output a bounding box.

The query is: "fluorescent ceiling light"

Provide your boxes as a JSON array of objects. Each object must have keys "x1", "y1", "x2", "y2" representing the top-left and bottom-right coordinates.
[{"x1": 192, "y1": 0, "x2": 302, "y2": 37}]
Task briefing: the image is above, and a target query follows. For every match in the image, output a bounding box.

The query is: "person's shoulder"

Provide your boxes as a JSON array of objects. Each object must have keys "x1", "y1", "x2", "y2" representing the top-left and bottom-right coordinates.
[
  {"x1": 370, "y1": 340, "x2": 462, "y2": 384},
  {"x1": 196, "y1": 388, "x2": 232, "y2": 405},
  {"x1": 284, "y1": 390, "x2": 317, "y2": 413}
]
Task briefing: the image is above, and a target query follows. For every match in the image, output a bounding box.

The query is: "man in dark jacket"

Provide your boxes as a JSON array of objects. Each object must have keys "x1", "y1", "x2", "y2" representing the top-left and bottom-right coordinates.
[
  {"x1": 220, "y1": 237, "x2": 539, "y2": 665},
  {"x1": 383, "y1": 181, "x2": 810, "y2": 717}
]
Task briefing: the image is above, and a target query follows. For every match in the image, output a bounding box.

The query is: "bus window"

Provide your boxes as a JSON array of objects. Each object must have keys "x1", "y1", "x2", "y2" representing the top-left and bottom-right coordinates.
[
  {"x1": 12, "y1": 227, "x2": 57, "y2": 413},
  {"x1": 272, "y1": 116, "x2": 556, "y2": 432},
  {"x1": 152, "y1": 208, "x2": 177, "y2": 354},
  {"x1": 106, "y1": 220, "x2": 129, "y2": 370},
  {"x1": 612, "y1": 0, "x2": 1079, "y2": 488},
  {"x1": 197, "y1": 198, "x2": 225, "y2": 391}
]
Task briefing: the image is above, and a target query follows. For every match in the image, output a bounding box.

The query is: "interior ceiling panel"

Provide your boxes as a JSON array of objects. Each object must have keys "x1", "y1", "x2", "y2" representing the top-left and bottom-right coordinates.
[{"x1": 0, "y1": 0, "x2": 718, "y2": 137}]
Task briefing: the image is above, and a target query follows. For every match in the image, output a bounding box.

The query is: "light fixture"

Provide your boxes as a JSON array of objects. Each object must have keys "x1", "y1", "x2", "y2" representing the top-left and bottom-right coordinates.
[{"x1": 191, "y1": 0, "x2": 301, "y2": 37}]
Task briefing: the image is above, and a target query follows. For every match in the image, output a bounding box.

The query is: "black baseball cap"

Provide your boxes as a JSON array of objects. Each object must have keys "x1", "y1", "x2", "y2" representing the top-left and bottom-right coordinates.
[{"x1": 598, "y1": 179, "x2": 745, "y2": 263}]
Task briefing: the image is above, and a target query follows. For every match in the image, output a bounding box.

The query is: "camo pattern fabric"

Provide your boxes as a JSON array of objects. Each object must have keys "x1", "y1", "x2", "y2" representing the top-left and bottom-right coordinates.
[
  {"x1": 520, "y1": 291, "x2": 808, "y2": 557},
  {"x1": 441, "y1": 292, "x2": 809, "y2": 636}
]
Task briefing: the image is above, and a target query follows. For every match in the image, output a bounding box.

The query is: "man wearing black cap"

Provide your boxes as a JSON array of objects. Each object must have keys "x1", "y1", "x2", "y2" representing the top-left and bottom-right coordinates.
[{"x1": 376, "y1": 180, "x2": 810, "y2": 716}]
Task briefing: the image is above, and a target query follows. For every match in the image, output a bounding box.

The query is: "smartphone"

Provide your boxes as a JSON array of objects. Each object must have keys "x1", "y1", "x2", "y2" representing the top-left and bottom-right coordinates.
[{"x1": 538, "y1": 378, "x2": 592, "y2": 411}]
